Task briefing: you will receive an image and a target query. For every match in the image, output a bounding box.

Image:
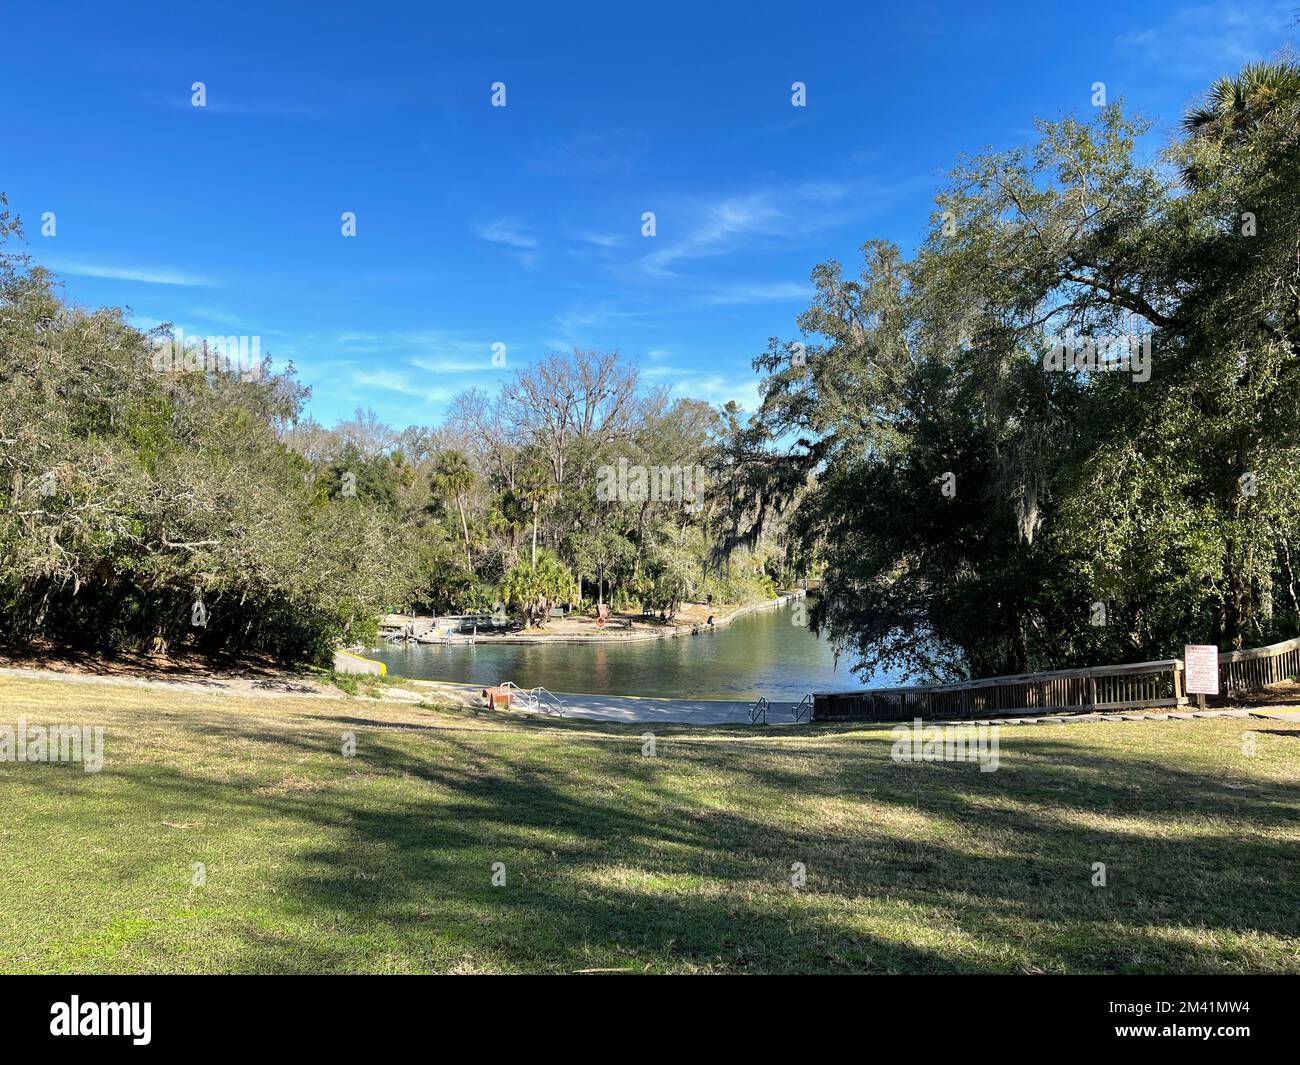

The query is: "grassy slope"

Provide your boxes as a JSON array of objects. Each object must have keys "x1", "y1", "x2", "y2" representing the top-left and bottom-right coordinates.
[{"x1": 1, "y1": 676, "x2": 1298, "y2": 974}]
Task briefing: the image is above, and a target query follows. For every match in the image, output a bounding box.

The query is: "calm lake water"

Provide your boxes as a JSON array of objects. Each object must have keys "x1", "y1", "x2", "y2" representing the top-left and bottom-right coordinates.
[{"x1": 369, "y1": 598, "x2": 896, "y2": 700}]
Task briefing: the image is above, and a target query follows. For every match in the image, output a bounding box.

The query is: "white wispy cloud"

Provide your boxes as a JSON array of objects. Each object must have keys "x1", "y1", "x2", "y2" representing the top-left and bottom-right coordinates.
[
  {"x1": 639, "y1": 193, "x2": 780, "y2": 277},
  {"x1": 186, "y1": 305, "x2": 258, "y2": 329},
  {"x1": 475, "y1": 218, "x2": 541, "y2": 268},
  {"x1": 46, "y1": 260, "x2": 212, "y2": 286},
  {"x1": 1114, "y1": 1, "x2": 1296, "y2": 79},
  {"x1": 348, "y1": 367, "x2": 461, "y2": 405},
  {"x1": 476, "y1": 218, "x2": 540, "y2": 249},
  {"x1": 642, "y1": 365, "x2": 762, "y2": 409},
  {"x1": 324, "y1": 329, "x2": 512, "y2": 389},
  {"x1": 528, "y1": 129, "x2": 649, "y2": 175},
  {"x1": 628, "y1": 175, "x2": 915, "y2": 281},
  {"x1": 550, "y1": 302, "x2": 651, "y2": 347},
  {"x1": 575, "y1": 231, "x2": 625, "y2": 249},
  {"x1": 165, "y1": 92, "x2": 327, "y2": 120},
  {"x1": 129, "y1": 309, "x2": 275, "y2": 343},
  {"x1": 697, "y1": 280, "x2": 811, "y2": 306},
  {"x1": 335, "y1": 329, "x2": 501, "y2": 360},
  {"x1": 408, "y1": 354, "x2": 498, "y2": 374}
]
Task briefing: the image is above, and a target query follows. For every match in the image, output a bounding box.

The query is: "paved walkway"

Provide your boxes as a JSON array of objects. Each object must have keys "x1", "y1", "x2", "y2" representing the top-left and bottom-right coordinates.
[
  {"x1": 408, "y1": 681, "x2": 803, "y2": 724},
  {"x1": 417, "y1": 680, "x2": 1300, "y2": 726},
  {"x1": 533, "y1": 693, "x2": 803, "y2": 725},
  {"x1": 9, "y1": 664, "x2": 1297, "y2": 727}
]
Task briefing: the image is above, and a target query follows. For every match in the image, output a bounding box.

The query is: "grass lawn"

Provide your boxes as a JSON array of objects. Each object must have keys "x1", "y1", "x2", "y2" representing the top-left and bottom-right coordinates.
[{"x1": 1, "y1": 676, "x2": 1298, "y2": 974}]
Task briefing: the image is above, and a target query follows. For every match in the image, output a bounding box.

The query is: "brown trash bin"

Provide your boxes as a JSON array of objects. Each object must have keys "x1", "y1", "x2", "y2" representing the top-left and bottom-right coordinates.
[{"x1": 482, "y1": 685, "x2": 513, "y2": 711}]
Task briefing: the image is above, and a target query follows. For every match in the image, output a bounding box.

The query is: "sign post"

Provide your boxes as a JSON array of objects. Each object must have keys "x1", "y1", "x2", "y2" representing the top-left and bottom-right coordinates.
[{"x1": 1183, "y1": 644, "x2": 1220, "y2": 710}]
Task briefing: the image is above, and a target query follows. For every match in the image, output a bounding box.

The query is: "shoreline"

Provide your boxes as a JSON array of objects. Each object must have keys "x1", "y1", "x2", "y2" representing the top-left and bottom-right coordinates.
[
  {"x1": 0, "y1": 591, "x2": 811, "y2": 701},
  {"x1": 367, "y1": 588, "x2": 807, "y2": 649}
]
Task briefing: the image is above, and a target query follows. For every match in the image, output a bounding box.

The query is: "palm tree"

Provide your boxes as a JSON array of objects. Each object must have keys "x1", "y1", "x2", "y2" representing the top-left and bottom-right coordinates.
[
  {"x1": 517, "y1": 469, "x2": 555, "y2": 567},
  {"x1": 1182, "y1": 61, "x2": 1300, "y2": 188},
  {"x1": 433, "y1": 451, "x2": 475, "y2": 568},
  {"x1": 1184, "y1": 61, "x2": 1300, "y2": 141},
  {"x1": 1180, "y1": 60, "x2": 1300, "y2": 189},
  {"x1": 500, "y1": 551, "x2": 577, "y2": 629}
]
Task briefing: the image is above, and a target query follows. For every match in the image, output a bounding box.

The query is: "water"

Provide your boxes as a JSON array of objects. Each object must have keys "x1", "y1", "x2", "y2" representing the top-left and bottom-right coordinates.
[{"x1": 368, "y1": 598, "x2": 896, "y2": 700}]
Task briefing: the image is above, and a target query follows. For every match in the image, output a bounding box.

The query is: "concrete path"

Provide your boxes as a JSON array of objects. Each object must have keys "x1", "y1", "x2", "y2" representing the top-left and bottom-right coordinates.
[
  {"x1": 407, "y1": 681, "x2": 802, "y2": 724},
  {"x1": 413, "y1": 680, "x2": 1300, "y2": 727},
  {"x1": 1245, "y1": 707, "x2": 1300, "y2": 721},
  {"x1": 0, "y1": 666, "x2": 795, "y2": 721},
  {"x1": 10, "y1": 664, "x2": 1296, "y2": 728},
  {"x1": 540, "y1": 693, "x2": 803, "y2": 725}
]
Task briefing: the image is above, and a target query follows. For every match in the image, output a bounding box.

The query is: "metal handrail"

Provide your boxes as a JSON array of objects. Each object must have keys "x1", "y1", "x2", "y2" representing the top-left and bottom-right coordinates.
[
  {"x1": 792, "y1": 693, "x2": 813, "y2": 723},
  {"x1": 498, "y1": 680, "x2": 530, "y2": 708},
  {"x1": 495, "y1": 681, "x2": 564, "y2": 716},
  {"x1": 749, "y1": 696, "x2": 769, "y2": 724},
  {"x1": 530, "y1": 686, "x2": 566, "y2": 717}
]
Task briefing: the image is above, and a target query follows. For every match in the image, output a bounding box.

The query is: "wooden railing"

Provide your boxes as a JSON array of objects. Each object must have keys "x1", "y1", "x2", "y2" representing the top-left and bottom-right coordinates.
[
  {"x1": 813, "y1": 636, "x2": 1300, "y2": 722},
  {"x1": 1218, "y1": 636, "x2": 1300, "y2": 694}
]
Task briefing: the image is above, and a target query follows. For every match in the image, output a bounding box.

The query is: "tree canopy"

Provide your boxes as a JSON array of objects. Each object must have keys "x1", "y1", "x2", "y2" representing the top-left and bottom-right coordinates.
[
  {"x1": 0, "y1": 233, "x2": 787, "y2": 659},
  {"x1": 5, "y1": 56, "x2": 1295, "y2": 683},
  {"x1": 746, "y1": 59, "x2": 1300, "y2": 681}
]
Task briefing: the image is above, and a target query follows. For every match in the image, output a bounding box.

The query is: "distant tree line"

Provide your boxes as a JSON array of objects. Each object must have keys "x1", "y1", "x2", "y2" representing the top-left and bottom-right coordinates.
[
  {"x1": 0, "y1": 229, "x2": 791, "y2": 660},
  {"x1": 282, "y1": 348, "x2": 792, "y2": 626}
]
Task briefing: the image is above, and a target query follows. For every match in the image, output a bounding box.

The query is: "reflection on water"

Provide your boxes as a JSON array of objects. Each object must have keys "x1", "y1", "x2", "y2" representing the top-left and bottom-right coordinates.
[{"x1": 369, "y1": 599, "x2": 896, "y2": 700}]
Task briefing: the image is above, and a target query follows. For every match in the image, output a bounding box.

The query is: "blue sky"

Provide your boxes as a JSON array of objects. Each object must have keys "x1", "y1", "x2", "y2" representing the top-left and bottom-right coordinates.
[{"x1": 3, "y1": 1, "x2": 1295, "y2": 428}]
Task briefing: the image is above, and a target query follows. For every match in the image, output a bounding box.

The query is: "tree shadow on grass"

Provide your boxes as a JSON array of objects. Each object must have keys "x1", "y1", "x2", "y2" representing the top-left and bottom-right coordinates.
[
  {"x1": 689, "y1": 725, "x2": 1300, "y2": 951},
  {"x1": 54, "y1": 751, "x2": 962, "y2": 973},
  {"x1": 15, "y1": 714, "x2": 1300, "y2": 973}
]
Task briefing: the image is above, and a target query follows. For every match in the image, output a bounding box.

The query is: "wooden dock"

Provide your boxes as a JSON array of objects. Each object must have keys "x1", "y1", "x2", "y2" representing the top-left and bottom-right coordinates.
[{"x1": 378, "y1": 614, "x2": 436, "y2": 643}]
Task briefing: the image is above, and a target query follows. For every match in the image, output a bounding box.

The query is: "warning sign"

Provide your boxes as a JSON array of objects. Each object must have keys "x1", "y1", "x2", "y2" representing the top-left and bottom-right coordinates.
[{"x1": 1184, "y1": 644, "x2": 1220, "y2": 695}]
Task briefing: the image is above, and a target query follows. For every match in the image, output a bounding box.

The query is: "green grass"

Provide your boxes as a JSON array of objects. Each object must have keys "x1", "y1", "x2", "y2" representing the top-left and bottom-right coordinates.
[
  {"x1": 324, "y1": 669, "x2": 396, "y2": 699},
  {"x1": 2, "y1": 676, "x2": 1298, "y2": 973}
]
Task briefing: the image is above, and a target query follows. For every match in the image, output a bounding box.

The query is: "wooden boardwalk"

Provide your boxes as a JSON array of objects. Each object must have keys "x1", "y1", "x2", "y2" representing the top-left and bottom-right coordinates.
[{"x1": 814, "y1": 636, "x2": 1300, "y2": 722}]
